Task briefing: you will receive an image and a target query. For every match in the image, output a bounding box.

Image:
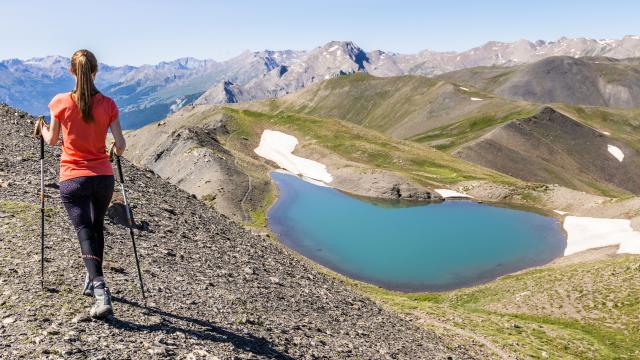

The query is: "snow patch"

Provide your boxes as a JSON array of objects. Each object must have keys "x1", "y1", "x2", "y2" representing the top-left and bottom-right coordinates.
[
  {"x1": 254, "y1": 130, "x2": 333, "y2": 183},
  {"x1": 434, "y1": 189, "x2": 473, "y2": 199},
  {"x1": 563, "y1": 216, "x2": 640, "y2": 256},
  {"x1": 273, "y1": 169, "x2": 331, "y2": 187},
  {"x1": 327, "y1": 45, "x2": 340, "y2": 52},
  {"x1": 607, "y1": 145, "x2": 624, "y2": 162},
  {"x1": 470, "y1": 97, "x2": 483, "y2": 101},
  {"x1": 459, "y1": 87, "x2": 470, "y2": 91},
  {"x1": 597, "y1": 39, "x2": 617, "y2": 45},
  {"x1": 618, "y1": 238, "x2": 640, "y2": 254},
  {"x1": 553, "y1": 210, "x2": 569, "y2": 215}
]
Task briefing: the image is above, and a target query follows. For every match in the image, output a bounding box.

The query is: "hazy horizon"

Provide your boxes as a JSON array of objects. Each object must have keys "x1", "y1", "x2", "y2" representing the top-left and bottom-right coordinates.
[
  {"x1": 2, "y1": 0, "x2": 640, "y2": 66},
  {"x1": 5, "y1": 34, "x2": 640, "y2": 67}
]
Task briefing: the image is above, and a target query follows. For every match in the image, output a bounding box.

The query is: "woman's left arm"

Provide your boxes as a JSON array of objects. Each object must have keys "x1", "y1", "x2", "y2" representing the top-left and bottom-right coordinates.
[{"x1": 41, "y1": 111, "x2": 61, "y2": 145}]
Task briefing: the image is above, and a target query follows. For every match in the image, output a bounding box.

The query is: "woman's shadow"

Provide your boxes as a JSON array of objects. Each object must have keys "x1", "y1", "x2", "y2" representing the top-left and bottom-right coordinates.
[{"x1": 107, "y1": 296, "x2": 295, "y2": 359}]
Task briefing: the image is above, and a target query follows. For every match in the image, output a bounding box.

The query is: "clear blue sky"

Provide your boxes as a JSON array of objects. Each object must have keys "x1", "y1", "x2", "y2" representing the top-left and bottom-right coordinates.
[{"x1": 2, "y1": 0, "x2": 638, "y2": 66}]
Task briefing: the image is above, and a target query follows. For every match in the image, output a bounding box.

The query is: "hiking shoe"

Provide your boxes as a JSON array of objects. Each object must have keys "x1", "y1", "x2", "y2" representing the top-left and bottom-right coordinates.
[
  {"x1": 82, "y1": 273, "x2": 94, "y2": 297},
  {"x1": 90, "y1": 282, "x2": 113, "y2": 319}
]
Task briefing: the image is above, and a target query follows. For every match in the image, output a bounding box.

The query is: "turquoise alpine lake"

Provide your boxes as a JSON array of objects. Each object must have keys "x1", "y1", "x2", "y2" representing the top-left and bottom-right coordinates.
[{"x1": 268, "y1": 172, "x2": 567, "y2": 292}]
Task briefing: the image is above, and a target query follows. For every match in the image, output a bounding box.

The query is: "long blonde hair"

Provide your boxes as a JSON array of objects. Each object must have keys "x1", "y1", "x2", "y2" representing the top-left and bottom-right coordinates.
[{"x1": 70, "y1": 49, "x2": 99, "y2": 123}]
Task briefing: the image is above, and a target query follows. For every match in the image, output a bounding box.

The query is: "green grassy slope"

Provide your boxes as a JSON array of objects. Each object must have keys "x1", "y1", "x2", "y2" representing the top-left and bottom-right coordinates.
[
  {"x1": 354, "y1": 255, "x2": 640, "y2": 359},
  {"x1": 263, "y1": 73, "x2": 537, "y2": 140},
  {"x1": 255, "y1": 71, "x2": 640, "y2": 158},
  {"x1": 219, "y1": 107, "x2": 518, "y2": 188},
  {"x1": 408, "y1": 106, "x2": 539, "y2": 151}
]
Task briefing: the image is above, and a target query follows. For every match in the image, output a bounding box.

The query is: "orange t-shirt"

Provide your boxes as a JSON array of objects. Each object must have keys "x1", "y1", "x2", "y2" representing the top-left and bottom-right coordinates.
[{"x1": 48, "y1": 92, "x2": 119, "y2": 182}]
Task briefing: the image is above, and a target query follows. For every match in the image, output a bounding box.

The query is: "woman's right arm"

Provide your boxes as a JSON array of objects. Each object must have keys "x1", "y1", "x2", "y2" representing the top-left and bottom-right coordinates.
[
  {"x1": 41, "y1": 111, "x2": 61, "y2": 146},
  {"x1": 110, "y1": 117, "x2": 126, "y2": 156}
]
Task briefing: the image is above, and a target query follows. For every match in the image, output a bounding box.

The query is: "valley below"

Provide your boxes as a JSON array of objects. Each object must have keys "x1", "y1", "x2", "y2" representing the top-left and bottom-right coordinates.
[{"x1": 120, "y1": 58, "x2": 640, "y2": 358}]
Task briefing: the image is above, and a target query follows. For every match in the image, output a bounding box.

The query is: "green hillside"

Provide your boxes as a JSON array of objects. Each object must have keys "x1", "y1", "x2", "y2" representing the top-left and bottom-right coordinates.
[
  {"x1": 264, "y1": 73, "x2": 536, "y2": 140},
  {"x1": 355, "y1": 254, "x2": 640, "y2": 359},
  {"x1": 218, "y1": 106, "x2": 518, "y2": 188},
  {"x1": 252, "y1": 72, "x2": 640, "y2": 197}
]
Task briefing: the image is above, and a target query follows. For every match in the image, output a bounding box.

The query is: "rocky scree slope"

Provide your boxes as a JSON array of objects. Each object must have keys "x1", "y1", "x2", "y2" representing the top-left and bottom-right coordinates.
[
  {"x1": 122, "y1": 110, "x2": 267, "y2": 223},
  {"x1": 0, "y1": 104, "x2": 473, "y2": 359},
  {"x1": 436, "y1": 56, "x2": 640, "y2": 108},
  {"x1": 453, "y1": 107, "x2": 640, "y2": 195}
]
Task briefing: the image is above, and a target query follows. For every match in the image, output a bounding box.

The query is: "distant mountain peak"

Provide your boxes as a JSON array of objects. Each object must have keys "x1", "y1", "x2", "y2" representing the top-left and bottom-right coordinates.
[
  {"x1": 23, "y1": 55, "x2": 69, "y2": 68},
  {"x1": 3, "y1": 35, "x2": 640, "y2": 128}
]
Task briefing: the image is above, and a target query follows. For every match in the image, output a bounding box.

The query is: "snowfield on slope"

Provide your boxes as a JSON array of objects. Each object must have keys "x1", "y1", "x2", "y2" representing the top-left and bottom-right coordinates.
[
  {"x1": 254, "y1": 130, "x2": 333, "y2": 183},
  {"x1": 434, "y1": 189, "x2": 473, "y2": 199},
  {"x1": 563, "y1": 216, "x2": 640, "y2": 255},
  {"x1": 607, "y1": 145, "x2": 624, "y2": 162}
]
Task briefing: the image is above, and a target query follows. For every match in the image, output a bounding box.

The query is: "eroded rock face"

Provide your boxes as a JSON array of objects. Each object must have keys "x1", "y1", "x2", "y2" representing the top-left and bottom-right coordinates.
[
  {"x1": 0, "y1": 103, "x2": 472, "y2": 359},
  {"x1": 125, "y1": 113, "x2": 261, "y2": 222},
  {"x1": 383, "y1": 183, "x2": 438, "y2": 201}
]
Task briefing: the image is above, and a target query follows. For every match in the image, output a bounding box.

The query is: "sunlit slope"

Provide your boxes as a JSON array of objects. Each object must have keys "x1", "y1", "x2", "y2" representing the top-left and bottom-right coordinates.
[
  {"x1": 126, "y1": 103, "x2": 525, "y2": 225},
  {"x1": 249, "y1": 71, "x2": 640, "y2": 196},
  {"x1": 219, "y1": 106, "x2": 519, "y2": 187},
  {"x1": 264, "y1": 73, "x2": 538, "y2": 140},
  {"x1": 435, "y1": 56, "x2": 640, "y2": 109},
  {"x1": 360, "y1": 254, "x2": 640, "y2": 359},
  {"x1": 452, "y1": 107, "x2": 640, "y2": 196}
]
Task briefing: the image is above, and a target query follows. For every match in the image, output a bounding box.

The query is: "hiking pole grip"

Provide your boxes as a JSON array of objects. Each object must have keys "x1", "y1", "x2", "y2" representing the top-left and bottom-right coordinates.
[{"x1": 115, "y1": 155, "x2": 125, "y2": 184}]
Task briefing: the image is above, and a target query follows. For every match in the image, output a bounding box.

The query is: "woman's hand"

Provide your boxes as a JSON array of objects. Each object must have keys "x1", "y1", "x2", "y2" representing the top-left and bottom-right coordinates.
[
  {"x1": 39, "y1": 112, "x2": 61, "y2": 145},
  {"x1": 33, "y1": 116, "x2": 47, "y2": 138},
  {"x1": 108, "y1": 141, "x2": 124, "y2": 162}
]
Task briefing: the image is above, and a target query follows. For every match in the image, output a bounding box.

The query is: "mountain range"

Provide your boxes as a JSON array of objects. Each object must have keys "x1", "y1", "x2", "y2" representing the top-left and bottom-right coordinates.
[
  {"x1": 2, "y1": 35, "x2": 640, "y2": 128},
  {"x1": 3, "y1": 35, "x2": 640, "y2": 358}
]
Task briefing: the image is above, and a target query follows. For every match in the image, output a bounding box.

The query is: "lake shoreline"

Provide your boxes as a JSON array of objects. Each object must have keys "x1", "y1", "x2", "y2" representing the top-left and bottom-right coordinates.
[{"x1": 267, "y1": 171, "x2": 567, "y2": 292}]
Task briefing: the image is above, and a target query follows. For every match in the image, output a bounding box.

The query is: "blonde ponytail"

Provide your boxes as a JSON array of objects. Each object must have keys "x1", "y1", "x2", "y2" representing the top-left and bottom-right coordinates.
[{"x1": 70, "y1": 50, "x2": 99, "y2": 123}]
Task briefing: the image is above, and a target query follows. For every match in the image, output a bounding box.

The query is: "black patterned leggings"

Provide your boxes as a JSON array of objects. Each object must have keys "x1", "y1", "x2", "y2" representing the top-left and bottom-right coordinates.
[{"x1": 59, "y1": 175, "x2": 115, "y2": 280}]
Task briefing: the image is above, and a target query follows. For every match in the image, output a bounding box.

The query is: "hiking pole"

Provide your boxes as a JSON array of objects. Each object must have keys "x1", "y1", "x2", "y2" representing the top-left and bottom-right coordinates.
[
  {"x1": 112, "y1": 149, "x2": 146, "y2": 299},
  {"x1": 34, "y1": 116, "x2": 45, "y2": 290}
]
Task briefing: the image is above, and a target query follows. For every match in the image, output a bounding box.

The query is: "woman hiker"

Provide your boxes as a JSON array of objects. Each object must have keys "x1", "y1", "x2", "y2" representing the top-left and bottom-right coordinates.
[{"x1": 36, "y1": 49, "x2": 126, "y2": 319}]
